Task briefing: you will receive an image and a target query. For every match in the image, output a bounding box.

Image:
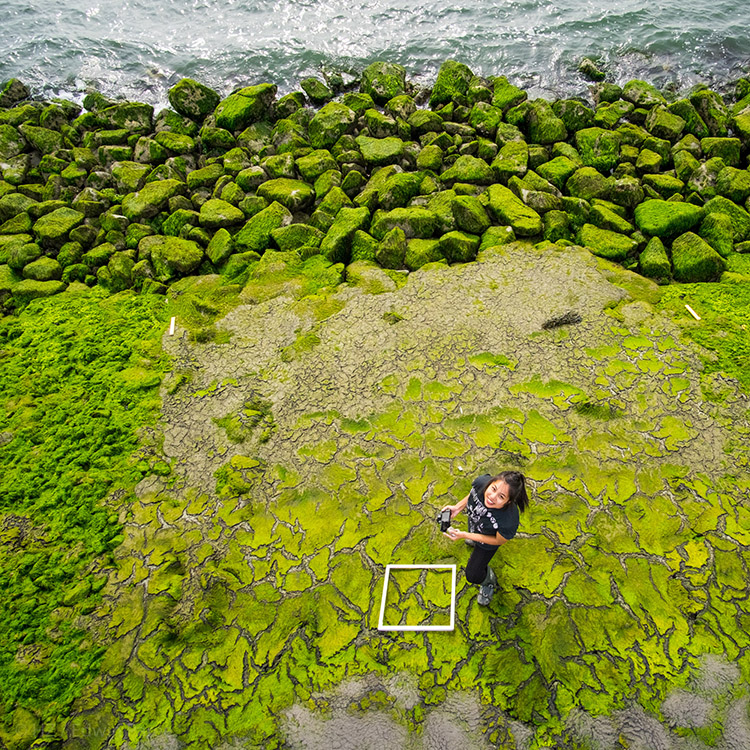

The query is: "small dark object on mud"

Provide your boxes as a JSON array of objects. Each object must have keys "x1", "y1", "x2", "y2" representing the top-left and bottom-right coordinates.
[{"x1": 542, "y1": 311, "x2": 583, "y2": 329}]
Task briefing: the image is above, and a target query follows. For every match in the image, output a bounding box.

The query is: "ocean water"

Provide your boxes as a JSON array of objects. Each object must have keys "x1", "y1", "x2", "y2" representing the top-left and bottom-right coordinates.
[{"x1": 2, "y1": 0, "x2": 748, "y2": 108}]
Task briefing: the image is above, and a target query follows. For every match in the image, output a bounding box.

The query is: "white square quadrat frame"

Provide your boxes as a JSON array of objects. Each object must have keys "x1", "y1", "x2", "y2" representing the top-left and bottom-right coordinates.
[{"x1": 377, "y1": 564, "x2": 456, "y2": 632}]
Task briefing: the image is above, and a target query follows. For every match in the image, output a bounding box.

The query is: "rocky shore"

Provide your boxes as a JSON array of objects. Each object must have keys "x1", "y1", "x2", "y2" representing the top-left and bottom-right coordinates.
[{"x1": 1, "y1": 59, "x2": 750, "y2": 314}]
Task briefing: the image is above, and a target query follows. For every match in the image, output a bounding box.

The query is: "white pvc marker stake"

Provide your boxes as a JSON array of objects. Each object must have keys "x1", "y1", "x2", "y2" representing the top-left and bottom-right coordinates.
[
  {"x1": 685, "y1": 304, "x2": 701, "y2": 321},
  {"x1": 377, "y1": 564, "x2": 456, "y2": 632},
  {"x1": 168, "y1": 317, "x2": 176, "y2": 335}
]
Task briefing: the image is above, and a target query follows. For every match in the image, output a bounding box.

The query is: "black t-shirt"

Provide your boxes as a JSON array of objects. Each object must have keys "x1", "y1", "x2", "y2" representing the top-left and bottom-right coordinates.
[{"x1": 466, "y1": 474, "x2": 520, "y2": 550}]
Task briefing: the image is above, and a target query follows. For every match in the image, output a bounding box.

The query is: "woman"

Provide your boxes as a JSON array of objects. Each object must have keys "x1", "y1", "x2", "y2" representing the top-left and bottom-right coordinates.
[{"x1": 441, "y1": 471, "x2": 529, "y2": 606}]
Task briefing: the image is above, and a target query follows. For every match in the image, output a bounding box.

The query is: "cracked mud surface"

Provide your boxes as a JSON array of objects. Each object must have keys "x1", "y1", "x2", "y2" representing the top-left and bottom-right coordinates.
[{"x1": 62, "y1": 243, "x2": 750, "y2": 748}]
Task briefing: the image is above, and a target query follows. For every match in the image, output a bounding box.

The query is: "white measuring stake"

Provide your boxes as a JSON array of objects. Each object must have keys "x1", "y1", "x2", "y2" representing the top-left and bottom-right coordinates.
[
  {"x1": 685, "y1": 304, "x2": 701, "y2": 321},
  {"x1": 377, "y1": 564, "x2": 456, "y2": 632},
  {"x1": 168, "y1": 316, "x2": 176, "y2": 335}
]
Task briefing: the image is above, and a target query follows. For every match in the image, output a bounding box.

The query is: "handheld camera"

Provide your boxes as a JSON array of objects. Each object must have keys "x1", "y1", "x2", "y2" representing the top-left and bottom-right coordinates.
[{"x1": 436, "y1": 509, "x2": 451, "y2": 533}]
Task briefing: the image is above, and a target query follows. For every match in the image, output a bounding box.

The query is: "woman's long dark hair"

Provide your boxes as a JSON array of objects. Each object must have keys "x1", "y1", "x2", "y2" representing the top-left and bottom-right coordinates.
[{"x1": 490, "y1": 471, "x2": 529, "y2": 513}]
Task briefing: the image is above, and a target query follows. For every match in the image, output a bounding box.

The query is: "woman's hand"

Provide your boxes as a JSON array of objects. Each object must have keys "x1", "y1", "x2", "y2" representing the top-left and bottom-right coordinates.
[
  {"x1": 442, "y1": 526, "x2": 466, "y2": 541},
  {"x1": 441, "y1": 504, "x2": 461, "y2": 521}
]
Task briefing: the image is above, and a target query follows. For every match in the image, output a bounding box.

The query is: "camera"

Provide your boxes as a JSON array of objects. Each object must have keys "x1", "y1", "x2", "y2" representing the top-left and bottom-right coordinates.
[{"x1": 436, "y1": 509, "x2": 451, "y2": 532}]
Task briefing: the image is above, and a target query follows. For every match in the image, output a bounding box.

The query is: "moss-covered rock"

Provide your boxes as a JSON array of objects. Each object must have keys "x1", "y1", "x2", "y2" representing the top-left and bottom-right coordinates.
[
  {"x1": 17, "y1": 124, "x2": 63, "y2": 154},
  {"x1": 111, "y1": 161, "x2": 152, "y2": 193},
  {"x1": 575, "y1": 128, "x2": 621, "y2": 172},
  {"x1": 526, "y1": 99, "x2": 567, "y2": 144},
  {"x1": 0, "y1": 124, "x2": 26, "y2": 161},
  {"x1": 645, "y1": 106, "x2": 685, "y2": 142},
  {"x1": 622, "y1": 80, "x2": 667, "y2": 108},
  {"x1": 199, "y1": 199, "x2": 245, "y2": 229},
  {"x1": 295, "y1": 149, "x2": 337, "y2": 181},
  {"x1": 168, "y1": 78, "x2": 221, "y2": 120},
  {"x1": 300, "y1": 77, "x2": 333, "y2": 105},
  {"x1": 235, "y1": 201, "x2": 293, "y2": 253},
  {"x1": 671, "y1": 231, "x2": 727, "y2": 281},
  {"x1": 438, "y1": 230, "x2": 480, "y2": 263},
  {"x1": 451, "y1": 195, "x2": 491, "y2": 234},
  {"x1": 553, "y1": 99, "x2": 594, "y2": 133},
  {"x1": 256, "y1": 178, "x2": 315, "y2": 213},
  {"x1": 345, "y1": 259, "x2": 397, "y2": 293},
  {"x1": 703, "y1": 196, "x2": 750, "y2": 241},
  {"x1": 11, "y1": 278, "x2": 66, "y2": 306},
  {"x1": 22, "y1": 256, "x2": 62, "y2": 281},
  {"x1": 122, "y1": 179, "x2": 185, "y2": 221},
  {"x1": 271, "y1": 223, "x2": 324, "y2": 252},
  {"x1": 309, "y1": 103, "x2": 356, "y2": 150},
  {"x1": 543, "y1": 210, "x2": 572, "y2": 243},
  {"x1": 375, "y1": 226, "x2": 407, "y2": 269},
  {"x1": 668, "y1": 99, "x2": 709, "y2": 139},
  {"x1": 715, "y1": 166, "x2": 750, "y2": 204},
  {"x1": 492, "y1": 76, "x2": 527, "y2": 112},
  {"x1": 370, "y1": 207, "x2": 438, "y2": 240},
  {"x1": 320, "y1": 206, "x2": 370, "y2": 263},
  {"x1": 206, "y1": 227, "x2": 234, "y2": 265},
  {"x1": 214, "y1": 84, "x2": 277, "y2": 131},
  {"x1": 350, "y1": 230, "x2": 378, "y2": 262},
  {"x1": 98, "y1": 102, "x2": 154, "y2": 133},
  {"x1": 32, "y1": 207, "x2": 84, "y2": 248},
  {"x1": 641, "y1": 174, "x2": 685, "y2": 199},
  {"x1": 440, "y1": 155, "x2": 494, "y2": 185},
  {"x1": 565, "y1": 167, "x2": 612, "y2": 202},
  {"x1": 579, "y1": 223, "x2": 638, "y2": 260},
  {"x1": 355, "y1": 136, "x2": 405, "y2": 167},
  {"x1": 491, "y1": 142, "x2": 528, "y2": 183},
  {"x1": 638, "y1": 236, "x2": 671, "y2": 281},
  {"x1": 633, "y1": 199, "x2": 703, "y2": 238},
  {"x1": 486, "y1": 184, "x2": 542, "y2": 236},
  {"x1": 149, "y1": 236, "x2": 204, "y2": 280},
  {"x1": 690, "y1": 88, "x2": 730, "y2": 136},
  {"x1": 467, "y1": 102, "x2": 504, "y2": 138},
  {"x1": 402, "y1": 238, "x2": 442, "y2": 270},
  {"x1": 361, "y1": 62, "x2": 407, "y2": 104},
  {"x1": 430, "y1": 60, "x2": 474, "y2": 107},
  {"x1": 698, "y1": 212, "x2": 734, "y2": 258}
]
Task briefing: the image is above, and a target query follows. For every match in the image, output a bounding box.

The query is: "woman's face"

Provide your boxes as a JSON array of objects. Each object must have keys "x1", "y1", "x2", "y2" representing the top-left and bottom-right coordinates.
[{"x1": 484, "y1": 479, "x2": 510, "y2": 509}]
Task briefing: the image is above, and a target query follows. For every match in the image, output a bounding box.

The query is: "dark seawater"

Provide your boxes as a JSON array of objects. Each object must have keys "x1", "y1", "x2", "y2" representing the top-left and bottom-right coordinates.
[{"x1": 2, "y1": 0, "x2": 748, "y2": 108}]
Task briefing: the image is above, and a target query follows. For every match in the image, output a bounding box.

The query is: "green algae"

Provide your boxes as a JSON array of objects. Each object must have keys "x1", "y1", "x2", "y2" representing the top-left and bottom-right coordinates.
[{"x1": 0, "y1": 286, "x2": 169, "y2": 724}]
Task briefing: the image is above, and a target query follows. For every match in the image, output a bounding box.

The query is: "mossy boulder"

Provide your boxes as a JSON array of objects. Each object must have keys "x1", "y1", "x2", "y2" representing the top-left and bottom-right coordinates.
[
  {"x1": 416, "y1": 144, "x2": 443, "y2": 172},
  {"x1": 690, "y1": 88, "x2": 730, "y2": 136},
  {"x1": 0, "y1": 78, "x2": 30, "y2": 108},
  {"x1": 32, "y1": 207, "x2": 84, "y2": 248},
  {"x1": 702, "y1": 196, "x2": 750, "y2": 241},
  {"x1": 351, "y1": 230, "x2": 378, "y2": 262},
  {"x1": 452, "y1": 195, "x2": 491, "y2": 234},
  {"x1": 404, "y1": 238, "x2": 443, "y2": 270},
  {"x1": 552, "y1": 99, "x2": 594, "y2": 132},
  {"x1": 361, "y1": 62, "x2": 407, "y2": 104},
  {"x1": 575, "y1": 128, "x2": 621, "y2": 172},
  {"x1": 641, "y1": 174, "x2": 685, "y2": 199},
  {"x1": 440, "y1": 155, "x2": 494, "y2": 185},
  {"x1": 0, "y1": 194, "x2": 37, "y2": 224},
  {"x1": 206, "y1": 227, "x2": 234, "y2": 265},
  {"x1": 536, "y1": 156, "x2": 578, "y2": 192},
  {"x1": 300, "y1": 77, "x2": 333, "y2": 104},
  {"x1": 491, "y1": 142, "x2": 528, "y2": 183},
  {"x1": 669, "y1": 99, "x2": 709, "y2": 139},
  {"x1": 543, "y1": 210, "x2": 572, "y2": 243},
  {"x1": 371, "y1": 207, "x2": 438, "y2": 240},
  {"x1": 715, "y1": 166, "x2": 750, "y2": 204},
  {"x1": 0, "y1": 124, "x2": 26, "y2": 161},
  {"x1": 11, "y1": 278, "x2": 66, "y2": 306},
  {"x1": 320, "y1": 206, "x2": 370, "y2": 263},
  {"x1": 296, "y1": 150, "x2": 338, "y2": 181},
  {"x1": 579, "y1": 223, "x2": 638, "y2": 261},
  {"x1": 271, "y1": 223, "x2": 324, "y2": 252},
  {"x1": 168, "y1": 78, "x2": 220, "y2": 120},
  {"x1": 111, "y1": 161, "x2": 152, "y2": 193},
  {"x1": 468, "y1": 102, "x2": 504, "y2": 138},
  {"x1": 699, "y1": 212, "x2": 734, "y2": 258},
  {"x1": 309, "y1": 103, "x2": 357, "y2": 150},
  {"x1": 526, "y1": 100, "x2": 567, "y2": 144},
  {"x1": 235, "y1": 201, "x2": 293, "y2": 253},
  {"x1": 257, "y1": 178, "x2": 315, "y2": 213},
  {"x1": 430, "y1": 60, "x2": 474, "y2": 107},
  {"x1": 439, "y1": 230, "x2": 480, "y2": 263},
  {"x1": 98, "y1": 102, "x2": 154, "y2": 133},
  {"x1": 105, "y1": 251, "x2": 136, "y2": 292},
  {"x1": 22, "y1": 256, "x2": 62, "y2": 281},
  {"x1": 17, "y1": 124, "x2": 63, "y2": 154},
  {"x1": 149, "y1": 236, "x2": 204, "y2": 280},
  {"x1": 633, "y1": 199, "x2": 703, "y2": 238},
  {"x1": 199, "y1": 199, "x2": 245, "y2": 229},
  {"x1": 355, "y1": 136, "x2": 405, "y2": 167},
  {"x1": 671, "y1": 231, "x2": 727, "y2": 281},
  {"x1": 645, "y1": 106, "x2": 685, "y2": 142},
  {"x1": 566, "y1": 167, "x2": 612, "y2": 202},
  {"x1": 492, "y1": 76, "x2": 527, "y2": 112},
  {"x1": 375, "y1": 226, "x2": 407, "y2": 269},
  {"x1": 214, "y1": 84, "x2": 277, "y2": 131},
  {"x1": 639, "y1": 236, "x2": 671, "y2": 281},
  {"x1": 486, "y1": 184, "x2": 542, "y2": 237},
  {"x1": 122, "y1": 179, "x2": 185, "y2": 221},
  {"x1": 622, "y1": 80, "x2": 667, "y2": 108}
]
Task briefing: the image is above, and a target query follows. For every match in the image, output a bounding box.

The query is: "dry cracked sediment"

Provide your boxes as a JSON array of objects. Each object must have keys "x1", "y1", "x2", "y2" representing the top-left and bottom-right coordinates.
[{"x1": 62, "y1": 243, "x2": 750, "y2": 749}]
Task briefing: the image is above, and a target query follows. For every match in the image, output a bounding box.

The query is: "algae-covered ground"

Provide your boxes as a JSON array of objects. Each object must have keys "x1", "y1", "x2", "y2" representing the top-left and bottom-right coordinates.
[{"x1": 2, "y1": 238, "x2": 750, "y2": 749}]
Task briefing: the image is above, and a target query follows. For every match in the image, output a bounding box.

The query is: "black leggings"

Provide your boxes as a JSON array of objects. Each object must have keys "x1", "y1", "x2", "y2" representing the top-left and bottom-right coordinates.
[{"x1": 466, "y1": 544, "x2": 498, "y2": 584}]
